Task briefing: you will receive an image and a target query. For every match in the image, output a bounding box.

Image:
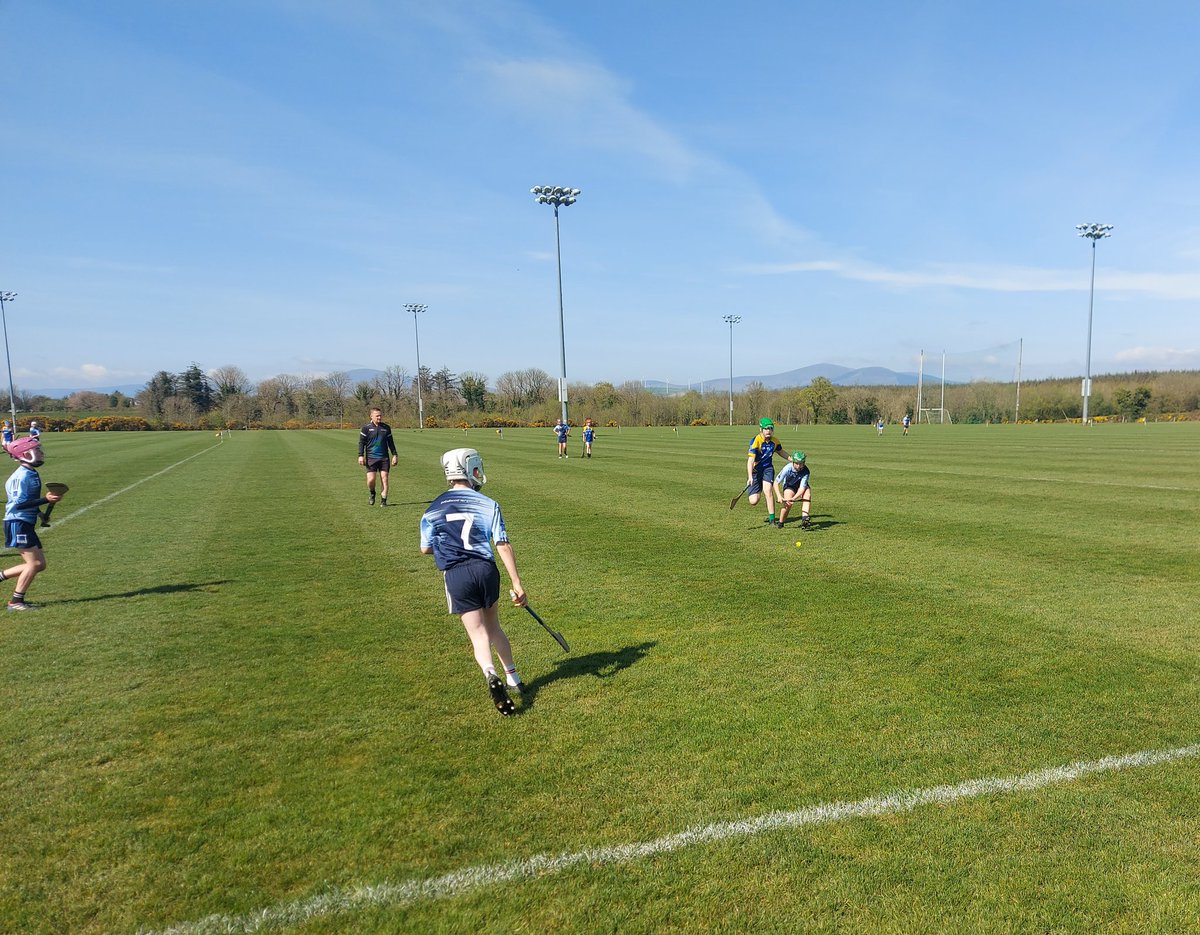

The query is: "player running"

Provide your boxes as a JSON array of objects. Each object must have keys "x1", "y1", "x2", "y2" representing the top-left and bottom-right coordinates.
[
  {"x1": 357, "y1": 408, "x2": 398, "y2": 506},
  {"x1": 746, "y1": 417, "x2": 788, "y2": 526},
  {"x1": 420, "y1": 448, "x2": 529, "y2": 717},
  {"x1": 773, "y1": 451, "x2": 812, "y2": 529},
  {"x1": 2, "y1": 436, "x2": 65, "y2": 611}
]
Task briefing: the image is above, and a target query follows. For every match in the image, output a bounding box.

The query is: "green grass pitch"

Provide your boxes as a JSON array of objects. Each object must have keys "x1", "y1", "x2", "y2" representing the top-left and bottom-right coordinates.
[{"x1": 2, "y1": 424, "x2": 1199, "y2": 934}]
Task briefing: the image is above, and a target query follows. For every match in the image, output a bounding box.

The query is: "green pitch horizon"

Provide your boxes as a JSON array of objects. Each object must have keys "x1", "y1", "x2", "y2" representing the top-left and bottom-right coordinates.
[{"x1": 2, "y1": 424, "x2": 1199, "y2": 934}]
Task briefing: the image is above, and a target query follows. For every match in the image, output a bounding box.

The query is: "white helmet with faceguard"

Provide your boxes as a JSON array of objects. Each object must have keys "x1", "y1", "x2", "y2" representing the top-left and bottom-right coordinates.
[{"x1": 441, "y1": 448, "x2": 487, "y2": 489}]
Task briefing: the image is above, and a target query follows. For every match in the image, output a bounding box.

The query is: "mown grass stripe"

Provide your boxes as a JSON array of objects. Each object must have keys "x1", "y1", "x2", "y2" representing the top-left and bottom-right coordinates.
[
  {"x1": 45, "y1": 440, "x2": 223, "y2": 532},
  {"x1": 138, "y1": 742, "x2": 1200, "y2": 935}
]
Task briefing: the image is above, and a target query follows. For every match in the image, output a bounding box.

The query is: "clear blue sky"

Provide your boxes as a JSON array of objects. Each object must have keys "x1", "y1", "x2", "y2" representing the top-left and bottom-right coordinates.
[{"x1": 4, "y1": 0, "x2": 1199, "y2": 392}]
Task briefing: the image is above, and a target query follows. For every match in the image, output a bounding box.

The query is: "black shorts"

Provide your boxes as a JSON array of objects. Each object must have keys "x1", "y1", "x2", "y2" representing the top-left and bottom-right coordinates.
[
  {"x1": 4, "y1": 520, "x2": 42, "y2": 551},
  {"x1": 364, "y1": 458, "x2": 390, "y2": 473},
  {"x1": 443, "y1": 558, "x2": 500, "y2": 614}
]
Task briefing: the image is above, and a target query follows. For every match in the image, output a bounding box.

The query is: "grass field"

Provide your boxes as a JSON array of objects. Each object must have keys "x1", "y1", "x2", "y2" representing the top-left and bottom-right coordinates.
[{"x1": 2, "y1": 424, "x2": 1199, "y2": 934}]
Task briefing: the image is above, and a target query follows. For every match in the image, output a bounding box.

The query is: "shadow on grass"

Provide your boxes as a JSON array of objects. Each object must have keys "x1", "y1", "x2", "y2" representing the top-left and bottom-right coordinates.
[
  {"x1": 49, "y1": 580, "x2": 234, "y2": 605},
  {"x1": 516, "y1": 641, "x2": 657, "y2": 713},
  {"x1": 745, "y1": 512, "x2": 840, "y2": 532}
]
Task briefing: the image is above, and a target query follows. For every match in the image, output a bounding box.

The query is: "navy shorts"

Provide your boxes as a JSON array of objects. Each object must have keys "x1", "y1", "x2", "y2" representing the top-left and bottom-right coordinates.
[
  {"x1": 749, "y1": 463, "x2": 776, "y2": 495},
  {"x1": 4, "y1": 520, "x2": 42, "y2": 551},
  {"x1": 443, "y1": 558, "x2": 500, "y2": 614},
  {"x1": 364, "y1": 458, "x2": 390, "y2": 473}
]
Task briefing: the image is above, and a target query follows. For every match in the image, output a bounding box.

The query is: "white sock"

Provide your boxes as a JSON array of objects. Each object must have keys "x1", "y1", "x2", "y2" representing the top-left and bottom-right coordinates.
[{"x1": 504, "y1": 664, "x2": 521, "y2": 686}]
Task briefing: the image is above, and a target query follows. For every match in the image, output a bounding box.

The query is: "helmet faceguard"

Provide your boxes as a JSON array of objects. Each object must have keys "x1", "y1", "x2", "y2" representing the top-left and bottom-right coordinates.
[
  {"x1": 6, "y1": 436, "x2": 44, "y2": 467},
  {"x1": 441, "y1": 447, "x2": 487, "y2": 489}
]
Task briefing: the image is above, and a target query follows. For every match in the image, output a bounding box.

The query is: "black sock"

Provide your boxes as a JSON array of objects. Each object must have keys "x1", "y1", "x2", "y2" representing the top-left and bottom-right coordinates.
[{"x1": 12, "y1": 591, "x2": 25, "y2": 603}]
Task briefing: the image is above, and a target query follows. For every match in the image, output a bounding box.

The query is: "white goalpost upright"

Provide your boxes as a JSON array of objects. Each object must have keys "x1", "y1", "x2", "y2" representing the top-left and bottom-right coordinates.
[
  {"x1": 916, "y1": 350, "x2": 950, "y2": 424},
  {"x1": 915, "y1": 340, "x2": 1023, "y2": 425}
]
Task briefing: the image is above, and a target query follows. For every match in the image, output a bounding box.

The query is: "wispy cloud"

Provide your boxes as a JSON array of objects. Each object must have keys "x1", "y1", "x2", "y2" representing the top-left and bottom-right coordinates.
[
  {"x1": 743, "y1": 258, "x2": 1200, "y2": 299},
  {"x1": 1114, "y1": 346, "x2": 1200, "y2": 369}
]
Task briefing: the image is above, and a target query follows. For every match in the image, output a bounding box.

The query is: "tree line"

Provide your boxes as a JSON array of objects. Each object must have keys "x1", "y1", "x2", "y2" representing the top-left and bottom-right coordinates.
[{"x1": 8, "y1": 364, "x2": 1199, "y2": 429}]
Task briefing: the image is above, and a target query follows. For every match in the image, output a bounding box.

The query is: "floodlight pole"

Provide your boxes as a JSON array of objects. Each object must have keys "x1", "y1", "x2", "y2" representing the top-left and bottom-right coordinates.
[
  {"x1": 0, "y1": 291, "x2": 17, "y2": 430},
  {"x1": 404, "y1": 303, "x2": 427, "y2": 429},
  {"x1": 1076, "y1": 223, "x2": 1113, "y2": 425},
  {"x1": 722, "y1": 315, "x2": 740, "y2": 425},
  {"x1": 531, "y1": 185, "x2": 581, "y2": 427}
]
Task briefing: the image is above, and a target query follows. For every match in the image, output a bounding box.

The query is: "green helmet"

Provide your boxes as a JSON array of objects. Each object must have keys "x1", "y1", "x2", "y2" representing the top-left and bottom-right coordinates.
[
  {"x1": 792, "y1": 450, "x2": 806, "y2": 462},
  {"x1": 759, "y1": 417, "x2": 775, "y2": 430}
]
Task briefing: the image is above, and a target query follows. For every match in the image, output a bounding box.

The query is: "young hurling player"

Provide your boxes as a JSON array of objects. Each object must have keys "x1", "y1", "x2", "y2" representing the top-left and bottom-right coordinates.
[
  {"x1": 583, "y1": 418, "x2": 595, "y2": 458},
  {"x1": 2, "y1": 436, "x2": 64, "y2": 610},
  {"x1": 554, "y1": 419, "x2": 570, "y2": 458},
  {"x1": 420, "y1": 448, "x2": 529, "y2": 717},
  {"x1": 773, "y1": 450, "x2": 812, "y2": 529},
  {"x1": 357, "y1": 408, "x2": 398, "y2": 506},
  {"x1": 746, "y1": 417, "x2": 787, "y2": 525}
]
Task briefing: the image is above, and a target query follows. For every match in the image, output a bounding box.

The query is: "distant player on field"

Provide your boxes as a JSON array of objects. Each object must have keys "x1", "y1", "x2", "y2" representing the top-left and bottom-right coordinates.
[
  {"x1": 773, "y1": 450, "x2": 812, "y2": 529},
  {"x1": 554, "y1": 418, "x2": 570, "y2": 458},
  {"x1": 28, "y1": 420, "x2": 41, "y2": 440},
  {"x1": 582, "y1": 418, "x2": 596, "y2": 458},
  {"x1": 420, "y1": 448, "x2": 529, "y2": 717},
  {"x1": 1, "y1": 421, "x2": 12, "y2": 446},
  {"x1": 746, "y1": 417, "x2": 788, "y2": 526},
  {"x1": 358, "y1": 407, "x2": 398, "y2": 506},
  {"x1": 876, "y1": 417, "x2": 885, "y2": 436},
  {"x1": 902, "y1": 413, "x2": 911, "y2": 435}
]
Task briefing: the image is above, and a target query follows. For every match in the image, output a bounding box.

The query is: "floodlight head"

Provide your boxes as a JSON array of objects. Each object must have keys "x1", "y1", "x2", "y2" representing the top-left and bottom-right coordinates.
[
  {"x1": 530, "y1": 186, "x2": 542, "y2": 194},
  {"x1": 0, "y1": 292, "x2": 15, "y2": 302},
  {"x1": 1076, "y1": 222, "x2": 1114, "y2": 241}
]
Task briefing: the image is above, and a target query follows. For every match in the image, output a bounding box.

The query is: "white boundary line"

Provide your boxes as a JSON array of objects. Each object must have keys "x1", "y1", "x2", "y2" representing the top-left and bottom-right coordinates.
[
  {"x1": 46, "y1": 441, "x2": 222, "y2": 532},
  {"x1": 138, "y1": 742, "x2": 1200, "y2": 935}
]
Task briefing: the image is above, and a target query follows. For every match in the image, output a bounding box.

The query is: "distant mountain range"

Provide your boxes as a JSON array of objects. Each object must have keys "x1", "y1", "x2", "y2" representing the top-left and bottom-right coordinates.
[
  {"x1": 25, "y1": 363, "x2": 918, "y2": 398},
  {"x1": 666, "y1": 363, "x2": 920, "y2": 394}
]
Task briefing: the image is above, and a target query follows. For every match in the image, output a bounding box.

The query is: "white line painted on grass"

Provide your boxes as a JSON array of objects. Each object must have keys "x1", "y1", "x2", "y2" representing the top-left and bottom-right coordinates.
[
  {"x1": 47, "y1": 442, "x2": 222, "y2": 532},
  {"x1": 137, "y1": 742, "x2": 1200, "y2": 935}
]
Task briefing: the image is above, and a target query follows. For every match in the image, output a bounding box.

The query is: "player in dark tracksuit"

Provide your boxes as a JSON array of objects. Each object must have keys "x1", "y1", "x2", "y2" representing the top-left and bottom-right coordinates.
[{"x1": 357, "y1": 408, "x2": 398, "y2": 506}]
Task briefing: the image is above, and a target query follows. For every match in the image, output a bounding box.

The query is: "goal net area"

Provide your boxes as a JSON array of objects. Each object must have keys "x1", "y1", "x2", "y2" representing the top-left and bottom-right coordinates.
[{"x1": 917, "y1": 340, "x2": 1023, "y2": 424}]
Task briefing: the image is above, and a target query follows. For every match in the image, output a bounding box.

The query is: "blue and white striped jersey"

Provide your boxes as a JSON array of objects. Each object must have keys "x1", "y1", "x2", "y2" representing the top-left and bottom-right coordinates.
[{"x1": 420, "y1": 487, "x2": 510, "y2": 570}]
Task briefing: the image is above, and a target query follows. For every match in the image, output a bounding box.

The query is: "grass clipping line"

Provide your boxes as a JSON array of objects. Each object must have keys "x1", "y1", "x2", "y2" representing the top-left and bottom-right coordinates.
[{"x1": 140, "y1": 743, "x2": 1200, "y2": 935}]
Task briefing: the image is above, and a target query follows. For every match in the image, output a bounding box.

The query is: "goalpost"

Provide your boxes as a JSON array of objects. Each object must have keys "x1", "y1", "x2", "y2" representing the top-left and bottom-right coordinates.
[{"x1": 916, "y1": 339, "x2": 1024, "y2": 424}]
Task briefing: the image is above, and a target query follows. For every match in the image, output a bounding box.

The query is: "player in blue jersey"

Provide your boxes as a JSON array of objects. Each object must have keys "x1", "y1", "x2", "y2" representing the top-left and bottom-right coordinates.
[
  {"x1": 746, "y1": 417, "x2": 788, "y2": 526},
  {"x1": 1, "y1": 421, "x2": 13, "y2": 445},
  {"x1": 2, "y1": 436, "x2": 65, "y2": 611},
  {"x1": 902, "y1": 413, "x2": 911, "y2": 435},
  {"x1": 773, "y1": 450, "x2": 812, "y2": 529},
  {"x1": 28, "y1": 420, "x2": 41, "y2": 440},
  {"x1": 358, "y1": 408, "x2": 398, "y2": 506},
  {"x1": 420, "y1": 447, "x2": 530, "y2": 716},
  {"x1": 554, "y1": 419, "x2": 570, "y2": 458},
  {"x1": 582, "y1": 418, "x2": 595, "y2": 458}
]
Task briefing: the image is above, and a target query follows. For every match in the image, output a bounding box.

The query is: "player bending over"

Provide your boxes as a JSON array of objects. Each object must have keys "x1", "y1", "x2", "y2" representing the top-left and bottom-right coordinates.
[
  {"x1": 420, "y1": 448, "x2": 529, "y2": 716},
  {"x1": 773, "y1": 450, "x2": 812, "y2": 529}
]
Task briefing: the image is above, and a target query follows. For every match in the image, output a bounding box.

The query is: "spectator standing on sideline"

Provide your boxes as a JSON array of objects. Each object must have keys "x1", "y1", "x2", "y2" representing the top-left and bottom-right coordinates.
[{"x1": 358, "y1": 408, "x2": 398, "y2": 506}]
